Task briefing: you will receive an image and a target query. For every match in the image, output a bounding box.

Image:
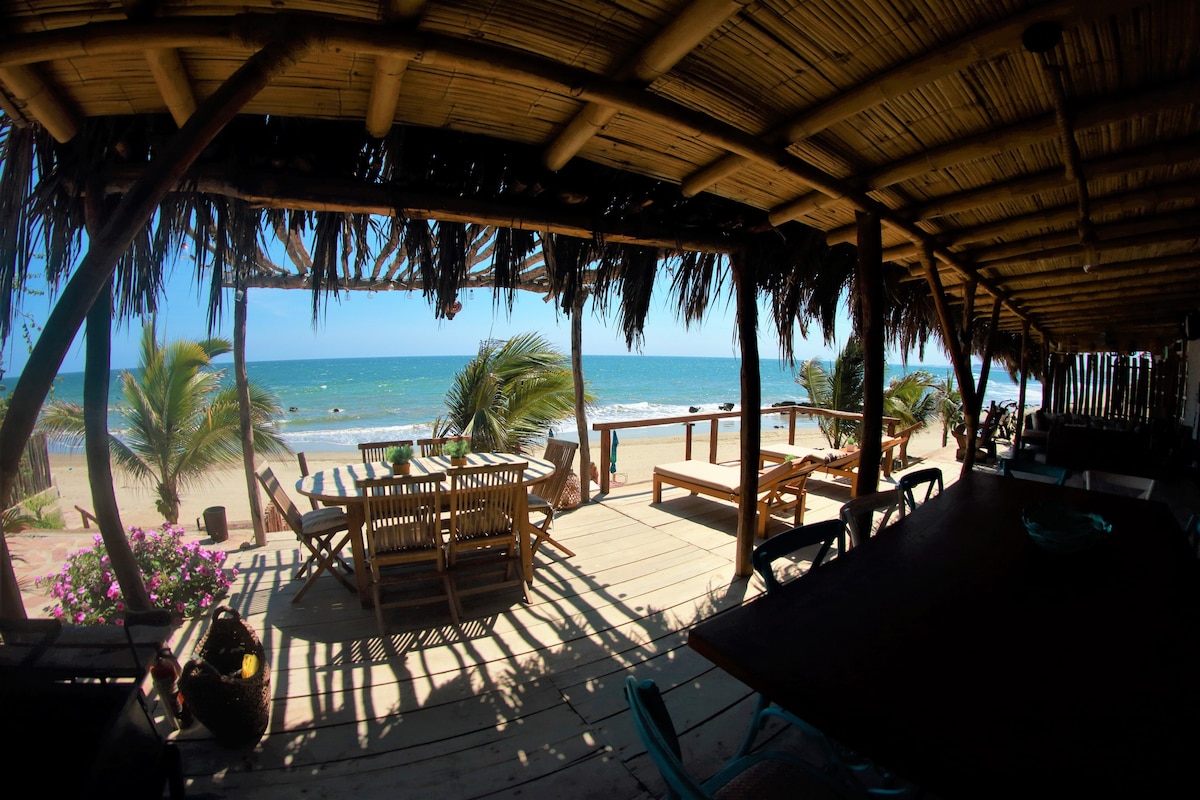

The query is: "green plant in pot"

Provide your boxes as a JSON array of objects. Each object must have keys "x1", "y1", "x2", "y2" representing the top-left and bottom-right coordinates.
[
  {"x1": 386, "y1": 444, "x2": 414, "y2": 474},
  {"x1": 445, "y1": 438, "x2": 471, "y2": 466}
]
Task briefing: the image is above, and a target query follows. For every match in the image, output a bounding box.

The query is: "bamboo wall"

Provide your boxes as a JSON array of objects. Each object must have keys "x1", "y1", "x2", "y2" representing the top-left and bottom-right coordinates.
[{"x1": 1042, "y1": 351, "x2": 1187, "y2": 424}]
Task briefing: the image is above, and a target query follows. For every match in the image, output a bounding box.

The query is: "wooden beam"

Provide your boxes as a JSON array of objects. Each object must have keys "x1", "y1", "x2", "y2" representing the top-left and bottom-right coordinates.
[
  {"x1": 364, "y1": 1, "x2": 426, "y2": 137},
  {"x1": 856, "y1": 211, "x2": 884, "y2": 497},
  {"x1": 234, "y1": 285, "x2": 267, "y2": 546},
  {"x1": 544, "y1": 0, "x2": 748, "y2": 170},
  {"x1": 681, "y1": 0, "x2": 1131, "y2": 197},
  {"x1": 101, "y1": 167, "x2": 744, "y2": 254},
  {"x1": 145, "y1": 48, "x2": 196, "y2": 127},
  {"x1": 0, "y1": 37, "x2": 311, "y2": 620},
  {"x1": 732, "y1": 250, "x2": 759, "y2": 578},
  {"x1": 922, "y1": 249, "x2": 978, "y2": 470},
  {"x1": 0, "y1": 64, "x2": 79, "y2": 142}
]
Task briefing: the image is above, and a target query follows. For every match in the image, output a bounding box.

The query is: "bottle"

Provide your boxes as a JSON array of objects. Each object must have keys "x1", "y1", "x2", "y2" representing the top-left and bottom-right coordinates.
[{"x1": 151, "y1": 647, "x2": 188, "y2": 730}]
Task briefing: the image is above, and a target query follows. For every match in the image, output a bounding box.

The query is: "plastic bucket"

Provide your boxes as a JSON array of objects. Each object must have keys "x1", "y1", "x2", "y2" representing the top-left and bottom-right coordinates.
[{"x1": 202, "y1": 506, "x2": 229, "y2": 543}]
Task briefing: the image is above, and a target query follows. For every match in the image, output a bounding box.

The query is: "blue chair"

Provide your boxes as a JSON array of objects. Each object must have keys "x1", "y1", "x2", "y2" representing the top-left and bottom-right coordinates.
[
  {"x1": 897, "y1": 468, "x2": 943, "y2": 517},
  {"x1": 751, "y1": 519, "x2": 842, "y2": 594},
  {"x1": 839, "y1": 492, "x2": 900, "y2": 549},
  {"x1": 623, "y1": 676, "x2": 854, "y2": 800},
  {"x1": 1000, "y1": 458, "x2": 1068, "y2": 486}
]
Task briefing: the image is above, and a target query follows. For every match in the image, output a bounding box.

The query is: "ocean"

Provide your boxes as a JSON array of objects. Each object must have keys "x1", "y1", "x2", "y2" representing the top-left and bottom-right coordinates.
[{"x1": 45, "y1": 355, "x2": 1040, "y2": 453}]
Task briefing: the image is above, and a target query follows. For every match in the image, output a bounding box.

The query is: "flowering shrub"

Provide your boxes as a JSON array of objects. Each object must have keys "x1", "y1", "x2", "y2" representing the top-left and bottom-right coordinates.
[{"x1": 36, "y1": 523, "x2": 236, "y2": 625}]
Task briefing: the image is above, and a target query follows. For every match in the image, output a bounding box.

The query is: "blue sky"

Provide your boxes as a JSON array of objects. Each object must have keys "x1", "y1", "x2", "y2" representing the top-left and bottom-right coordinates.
[{"x1": 2, "y1": 258, "x2": 949, "y2": 377}]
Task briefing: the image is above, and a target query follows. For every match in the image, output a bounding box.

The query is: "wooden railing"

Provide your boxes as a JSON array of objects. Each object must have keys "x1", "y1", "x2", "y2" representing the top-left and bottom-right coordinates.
[{"x1": 591, "y1": 407, "x2": 899, "y2": 494}]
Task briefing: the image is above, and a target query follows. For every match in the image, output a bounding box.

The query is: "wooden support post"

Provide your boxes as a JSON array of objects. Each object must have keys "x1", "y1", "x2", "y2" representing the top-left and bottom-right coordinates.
[
  {"x1": 599, "y1": 428, "x2": 611, "y2": 495},
  {"x1": 856, "y1": 210, "x2": 884, "y2": 496},
  {"x1": 1015, "y1": 321, "x2": 1030, "y2": 453},
  {"x1": 709, "y1": 418, "x2": 719, "y2": 464},
  {"x1": 732, "y1": 251, "x2": 760, "y2": 578},
  {"x1": 234, "y1": 286, "x2": 266, "y2": 546},
  {"x1": 0, "y1": 38, "x2": 310, "y2": 619},
  {"x1": 571, "y1": 291, "x2": 592, "y2": 504},
  {"x1": 974, "y1": 297, "x2": 1002, "y2": 415}
]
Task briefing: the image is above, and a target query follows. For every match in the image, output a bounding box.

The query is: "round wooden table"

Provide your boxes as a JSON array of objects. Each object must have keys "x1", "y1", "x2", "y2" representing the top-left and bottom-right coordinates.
[{"x1": 296, "y1": 452, "x2": 555, "y2": 606}]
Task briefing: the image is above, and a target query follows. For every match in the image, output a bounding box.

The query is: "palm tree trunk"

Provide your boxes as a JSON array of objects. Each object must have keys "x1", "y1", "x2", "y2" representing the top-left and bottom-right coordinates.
[
  {"x1": 0, "y1": 39, "x2": 310, "y2": 618},
  {"x1": 856, "y1": 211, "x2": 884, "y2": 497},
  {"x1": 85, "y1": 276, "x2": 151, "y2": 612},
  {"x1": 235, "y1": 286, "x2": 266, "y2": 546}
]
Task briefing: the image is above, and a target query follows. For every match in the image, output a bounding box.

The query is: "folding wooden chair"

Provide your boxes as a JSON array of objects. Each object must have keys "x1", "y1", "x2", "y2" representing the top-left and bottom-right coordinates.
[
  {"x1": 358, "y1": 473, "x2": 455, "y2": 632},
  {"x1": 527, "y1": 437, "x2": 579, "y2": 557},
  {"x1": 255, "y1": 465, "x2": 354, "y2": 603}
]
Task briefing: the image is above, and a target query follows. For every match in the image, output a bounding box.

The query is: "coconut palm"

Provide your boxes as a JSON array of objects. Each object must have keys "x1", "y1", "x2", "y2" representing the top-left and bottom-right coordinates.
[
  {"x1": 795, "y1": 337, "x2": 864, "y2": 449},
  {"x1": 40, "y1": 325, "x2": 291, "y2": 523},
  {"x1": 441, "y1": 333, "x2": 591, "y2": 453},
  {"x1": 931, "y1": 371, "x2": 964, "y2": 447},
  {"x1": 882, "y1": 370, "x2": 938, "y2": 429}
]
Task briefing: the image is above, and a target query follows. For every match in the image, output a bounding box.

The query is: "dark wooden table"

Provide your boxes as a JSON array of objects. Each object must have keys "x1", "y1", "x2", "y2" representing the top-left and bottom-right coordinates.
[{"x1": 688, "y1": 472, "x2": 1200, "y2": 798}]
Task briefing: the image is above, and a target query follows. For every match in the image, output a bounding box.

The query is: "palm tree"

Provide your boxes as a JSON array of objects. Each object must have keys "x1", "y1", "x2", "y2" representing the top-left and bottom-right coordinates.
[
  {"x1": 882, "y1": 370, "x2": 938, "y2": 429},
  {"x1": 441, "y1": 333, "x2": 591, "y2": 453},
  {"x1": 40, "y1": 325, "x2": 291, "y2": 523},
  {"x1": 931, "y1": 371, "x2": 964, "y2": 447},
  {"x1": 795, "y1": 337, "x2": 864, "y2": 449}
]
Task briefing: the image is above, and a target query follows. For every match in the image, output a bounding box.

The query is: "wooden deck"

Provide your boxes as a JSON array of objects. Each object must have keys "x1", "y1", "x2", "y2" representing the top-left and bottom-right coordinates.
[{"x1": 166, "y1": 451, "x2": 970, "y2": 799}]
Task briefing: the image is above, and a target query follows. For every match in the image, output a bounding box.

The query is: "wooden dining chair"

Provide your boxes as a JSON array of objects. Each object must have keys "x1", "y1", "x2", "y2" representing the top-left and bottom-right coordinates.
[
  {"x1": 527, "y1": 437, "x2": 579, "y2": 558},
  {"x1": 255, "y1": 465, "x2": 355, "y2": 603},
  {"x1": 297, "y1": 452, "x2": 320, "y2": 511},
  {"x1": 897, "y1": 467, "x2": 943, "y2": 517},
  {"x1": 446, "y1": 462, "x2": 528, "y2": 617},
  {"x1": 358, "y1": 439, "x2": 414, "y2": 464},
  {"x1": 417, "y1": 437, "x2": 451, "y2": 457},
  {"x1": 357, "y1": 473, "x2": 455, "y2": 632},
  {"x1": 839, "y1": 491, "x2": 900, "y2": 550}
]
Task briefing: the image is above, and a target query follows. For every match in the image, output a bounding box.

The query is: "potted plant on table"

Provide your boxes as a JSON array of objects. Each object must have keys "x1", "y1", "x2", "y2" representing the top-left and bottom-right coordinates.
[
  {"x1": 445, "y1": 438, "x2": 471, "y2": 467},
  {"x1": 386, "y1": 444, "x2": 414, "y2": 475}
]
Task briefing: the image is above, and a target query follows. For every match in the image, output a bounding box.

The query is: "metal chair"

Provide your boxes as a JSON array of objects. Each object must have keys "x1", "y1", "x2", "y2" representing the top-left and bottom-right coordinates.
[
  {"x1": 897, "y1": 468, "x2": 943, "y2": 517},
  {"x1": 526, "y1": 437, "x2": 579, "y2": 558},
  {"x1": 255, "y1": 465, "x2": 354, "y2": 603},
  {"x1": 358, "y1": 439, "x2": 415, "y2": 464},
  {"x1": 1000, "y1": 458, "x2": 1068, "y2": 486},
  {"x1": 839, "y1": 491, "x2": 900, "y2": 550},
  {"x1": 357, "y1": 473, "x2": 455, "y2": 632},
  {"x1": 623, "y1": 676, "x2": 854, "y2": 800},
  {"x1": 446, "y1": 462, "x2": 529, "y2": 617}
]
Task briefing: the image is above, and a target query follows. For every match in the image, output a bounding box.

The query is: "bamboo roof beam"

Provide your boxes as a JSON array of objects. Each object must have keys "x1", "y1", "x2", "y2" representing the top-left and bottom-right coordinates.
[
  {"x1": 543, "y1": 0, "x2": 749, "y2": 171},
  {"x1": 977, "y1": 227, "x2": 1200, "y2": 272},
  {"x1": 968, "y1": 209, "x2": 1200, "y2": 265},
  {"x1": 364, "y1": 1, "x2": 426, "y2": 138},
  {"x1": 99, "y1": 167, "x2": 743, "y2": 254},
  {"x1": 825, "y1": 135, "x2": 1200, "y2": 245},
  {"x1": 144, "y1": 49, "x2": 197, "y2": 127},
  {"x1": 0, "y1": 14, "x2": 1043, "y2": 342},
  {"x1": 680, "y1": 0, "x2": 1131, "y2": 198},
  {"x1": 0, "y1": 64, "x2": 79, "y2": 143}
]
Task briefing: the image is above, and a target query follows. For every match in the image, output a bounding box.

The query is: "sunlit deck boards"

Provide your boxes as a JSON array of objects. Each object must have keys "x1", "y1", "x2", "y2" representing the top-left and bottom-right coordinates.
[{"x1": 174, "y1": 482, "x2": 790, "y2": 799}]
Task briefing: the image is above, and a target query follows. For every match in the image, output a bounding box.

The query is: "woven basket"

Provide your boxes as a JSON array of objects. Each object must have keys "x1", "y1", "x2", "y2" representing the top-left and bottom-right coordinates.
[
  {"x1": 557, "y1": 471, "x2": 581, "y2": 510},
  {"x1": 179, "y1": 606, "x2": 271, "y2": 747}
]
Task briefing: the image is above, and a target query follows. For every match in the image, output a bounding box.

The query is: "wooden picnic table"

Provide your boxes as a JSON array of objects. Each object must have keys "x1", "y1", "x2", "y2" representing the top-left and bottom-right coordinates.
[{"x1": 688, "y1": 472, "x2": 1200, "y2": 798}]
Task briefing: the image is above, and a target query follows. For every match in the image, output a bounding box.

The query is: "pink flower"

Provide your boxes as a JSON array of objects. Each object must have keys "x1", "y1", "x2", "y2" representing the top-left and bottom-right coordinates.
[
  {"x1": 200, "y1": 593, "x2": 213, "y2": 608},
  {"x1": 52, "y1": 607, "x2": 63, "y2": 619},
  {"x1": 75, "y1": 612, "x2": 86, "y2": 623}
]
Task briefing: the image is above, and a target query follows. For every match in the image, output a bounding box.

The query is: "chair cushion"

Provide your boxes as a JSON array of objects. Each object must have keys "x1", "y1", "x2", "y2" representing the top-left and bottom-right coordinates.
[
  {"x1": 300, "y1": 506, "x2": 348, "y2": 536},
  {"x1": 527, "y1": 493, "x2": 552, "y2": 511},
  {"x1": 654, "y1": 461, "x2": 741, "y2": 494}
]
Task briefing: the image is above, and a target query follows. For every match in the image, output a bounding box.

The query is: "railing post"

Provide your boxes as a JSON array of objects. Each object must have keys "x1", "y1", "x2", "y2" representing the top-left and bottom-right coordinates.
[
  {"x1": 709, "y1": 419, "x2": 719, "y2": 463},
  {"x1": 788, "y1": 407, "x2": 797, "y2": 444},
  {"x1": 684, "y1": 423, "x2": 694, "y2": 460},
  {"x1": 599, "y1": 428, "x2": 611, "y2": 494}
]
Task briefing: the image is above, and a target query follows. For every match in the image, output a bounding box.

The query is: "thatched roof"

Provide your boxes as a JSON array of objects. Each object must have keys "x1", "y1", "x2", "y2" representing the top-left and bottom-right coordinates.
[{"x1": 2, "y1": 0, "x2": 1197, "y2": 365}]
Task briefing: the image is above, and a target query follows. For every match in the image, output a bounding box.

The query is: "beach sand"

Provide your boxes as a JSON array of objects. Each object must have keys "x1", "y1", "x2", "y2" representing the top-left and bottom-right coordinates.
[{"x1": 45, "y1": 424, "x2": 951, "y2": 537}]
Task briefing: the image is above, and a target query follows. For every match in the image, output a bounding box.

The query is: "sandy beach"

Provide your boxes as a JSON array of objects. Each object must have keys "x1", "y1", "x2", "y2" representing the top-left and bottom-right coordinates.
[{"x1": 45, "y1": 424, "x2": 950, "y2": 538}]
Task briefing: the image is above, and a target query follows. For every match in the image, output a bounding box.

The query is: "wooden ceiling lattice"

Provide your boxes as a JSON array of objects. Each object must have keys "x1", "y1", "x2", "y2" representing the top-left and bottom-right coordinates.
[{"x1": 1, "y1": 0, "x2": 1198, "y2": 354}]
